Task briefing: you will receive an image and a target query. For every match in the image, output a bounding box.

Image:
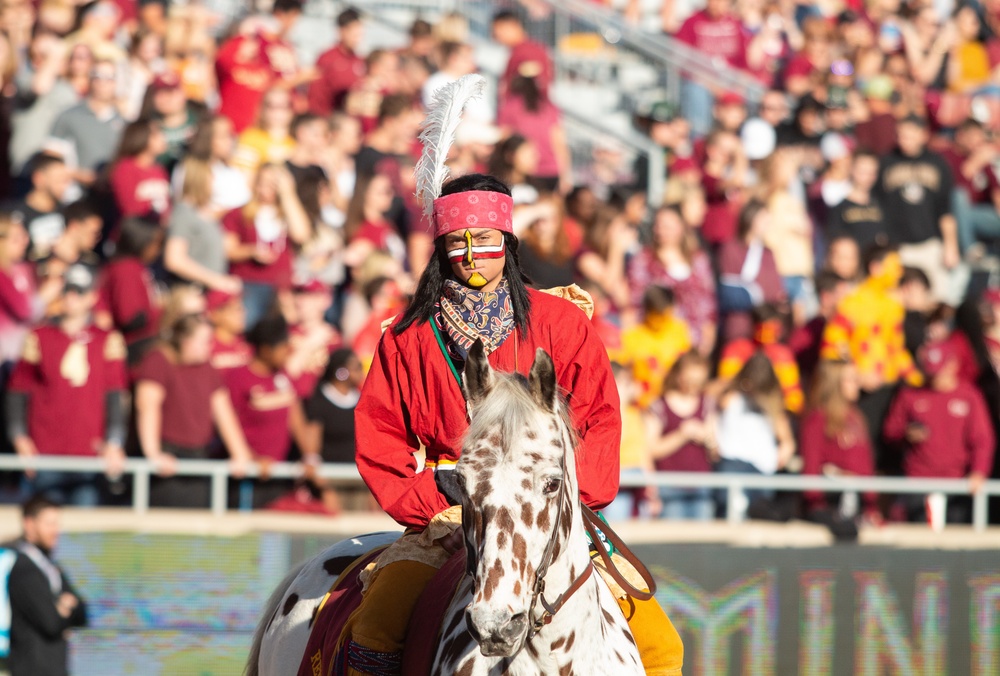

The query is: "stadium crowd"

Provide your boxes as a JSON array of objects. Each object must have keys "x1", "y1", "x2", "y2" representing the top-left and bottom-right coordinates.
[{"x1": 0, "y1": 0, "x2": 995, "y2": 529}]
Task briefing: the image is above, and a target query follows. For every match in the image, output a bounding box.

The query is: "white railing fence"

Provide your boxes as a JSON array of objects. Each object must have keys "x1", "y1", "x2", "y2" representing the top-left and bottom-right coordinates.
[{"x1": 1, "y1": 456, "x2": 998, "y2": 531}]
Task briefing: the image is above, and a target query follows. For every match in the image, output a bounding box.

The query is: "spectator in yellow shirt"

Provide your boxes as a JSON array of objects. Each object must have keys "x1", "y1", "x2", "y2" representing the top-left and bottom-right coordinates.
[
  {"x1": 617, "y1": 285, "x2": 692, "y2": 408},
  {"x1": 821, "y1": 245, "x2": 919, "y2": 471}
]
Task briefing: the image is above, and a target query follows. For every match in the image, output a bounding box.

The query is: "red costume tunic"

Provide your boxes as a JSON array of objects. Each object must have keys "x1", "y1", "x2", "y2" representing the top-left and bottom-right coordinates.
[{"x1": 356, "y1": 289, "x2": 622, "y2": 529}]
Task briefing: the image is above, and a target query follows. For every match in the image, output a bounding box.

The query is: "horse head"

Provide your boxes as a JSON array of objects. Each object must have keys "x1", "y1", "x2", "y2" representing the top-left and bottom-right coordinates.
[{"x1": 455, "y1": 341, "x2": 580, "y2": 658}]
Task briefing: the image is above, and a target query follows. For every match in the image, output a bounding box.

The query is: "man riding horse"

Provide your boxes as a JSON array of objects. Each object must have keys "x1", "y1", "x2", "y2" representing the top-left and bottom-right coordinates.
[{"x1": 345, "y1": 75, "x2": 684, "y2": 676}]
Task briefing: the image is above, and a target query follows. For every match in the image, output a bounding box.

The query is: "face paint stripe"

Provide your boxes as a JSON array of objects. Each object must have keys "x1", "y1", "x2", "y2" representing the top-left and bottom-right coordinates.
[{"x1": 446, "y1": 243, "x2": 506, "y2": 260}]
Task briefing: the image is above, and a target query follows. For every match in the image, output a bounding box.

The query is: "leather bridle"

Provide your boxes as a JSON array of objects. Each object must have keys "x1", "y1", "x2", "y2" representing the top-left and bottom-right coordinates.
[{"x1": 525, "y1": 448, "x2": 594, "y2": 639}]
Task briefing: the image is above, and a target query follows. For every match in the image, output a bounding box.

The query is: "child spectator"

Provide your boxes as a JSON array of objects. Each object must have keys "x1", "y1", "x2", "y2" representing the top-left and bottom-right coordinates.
[
  {"x1": 822, "y1": 245, "x2": 920, "y2": 471},
  {"x1": 7, "y1": 265, "x2": 127, "y2": 506},
  {"x1": 604, "y1": 362, "x2": 658, "y2": 521},
  {"x1": 225, "y1": 314, "x2": 311, "y2": 508},
  {"x1": 883, "y1": 340, "x2": 995, "y2": 522},
  {"x1": 799, "y1": 359, "x2": 878, "y2": 521},
  {"x1": 133, "y1": 314, "x2": 253, "y2": 508},
  {"x1": 285, "y1": 279, "x2": 340, "y2": 399},
  {"x1": 648, "y1": 352, "x2": 716, "y2": 521},
  {"x1": 719, "y1": 303, "x2": 804, "y2": 414},
  {"x1": 617, "y1": 285, "x2": 692, "y2": 408},
  {"x1": 96, "y1": 216, "x2": 163, "y2": 366},
  {"x1": 789, "y1": 271, "x2": 851, "y2": 385},
  {"x1": 715, "y1": 351, "x2": 796, "y2": 511},
  {"x1": 207, "y1": 289, "x2": 251, "y2": 374},
  {"x1": 822, "y1": 235, "x2": 861, "y2": 282}
]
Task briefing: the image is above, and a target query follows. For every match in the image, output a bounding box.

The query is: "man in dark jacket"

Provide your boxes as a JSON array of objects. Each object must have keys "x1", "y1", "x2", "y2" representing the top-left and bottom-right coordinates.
[{"x1": 7, "y1": 495, "x2": 87, "y2": 676}]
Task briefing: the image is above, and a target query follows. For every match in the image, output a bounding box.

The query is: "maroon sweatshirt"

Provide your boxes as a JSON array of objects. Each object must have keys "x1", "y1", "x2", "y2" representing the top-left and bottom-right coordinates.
[
  {"x1": 799, "y1": 408, "x2": 876, "y2": 510},
  {"x1": 883, "y1": 382, "x2": 995, "y2": 479}
]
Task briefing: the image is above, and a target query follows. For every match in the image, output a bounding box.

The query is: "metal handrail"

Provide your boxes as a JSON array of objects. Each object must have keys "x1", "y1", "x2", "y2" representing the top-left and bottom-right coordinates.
[
  {"x1": 2, "y1": 455, "x2": 997, "y2": 531},
  {"x1": 537, "y1": 0, "x2": 768, "y2": 103}
]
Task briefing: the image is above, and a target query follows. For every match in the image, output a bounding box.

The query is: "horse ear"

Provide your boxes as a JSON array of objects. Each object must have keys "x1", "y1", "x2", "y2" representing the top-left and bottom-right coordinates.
[
  {"x1": 463, "y1": 340, "x2": 494, "y2": 405},
  {"x1": 528, "y1": 348, "x2": 557, "y2": 412}
]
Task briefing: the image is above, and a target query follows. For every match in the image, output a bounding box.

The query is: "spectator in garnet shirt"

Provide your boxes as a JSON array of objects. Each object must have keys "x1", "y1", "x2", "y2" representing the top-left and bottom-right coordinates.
[
  {"x1": 717, "y1": 200, "x2": 787, "y2": 342},
  {"x1": 7, "y1": 265, "x2": 127, "y2": 506},
  {"x1": 226, "y1": 314, "x2": 314, "y2": 508},
  {"x1": 647, "y1": 352, "x2": 717, "y2": 521},
  {"x1": 883, "y1": 340, "x2": 995, "y2": 523},
  {"x1": 108, "y1": 120, "x2": 171, "y2": 225},
  {"x1": 285, "y1": 279, "x2": 340, "y2": 400},
  {"x1": 343, "y1": 172, "x2": 407, "y2": 274},
  {"x1": 206, "y1": 289, "x2": 252, "y2": 374},
  {"x1": 498, "y1": 65, "x2": 570, "y2": 194},
  {"x1": 674, "y1": 0, "x2": 754, "y2": 136},
  {"x1": 700, "y1": 129, "x2": 747, "y2": 247},
  {"x1": 491, "y1": 10, "x2": 553, "y2": 98},
  {"x1": 783, "y1": 17, "x2": 835, "y2": 98},
  {"x1": 0, "y1": 213, "x2": 47, "y2": 374},
  {"x1": 308, "y1": 7, "x2": 366, "y2": 116},
  {"x1": 214, "y1": 11, "x2": 297, "y2": 133},
  {"x1": 223, "y1": 163, "x2": 311, "y2": 328},
  {"x1": 945, "y1": 118, "x2": 1000, "y2": 253},
  {"x1": 799, "y1": 359, "x2": 879, "y2": 522},
  {"x1": 134, "y1": 313, "x2": 253, "y2": 508},
  {"x1": 96, "y1": 216, "x2": 163, "y2": 366}
]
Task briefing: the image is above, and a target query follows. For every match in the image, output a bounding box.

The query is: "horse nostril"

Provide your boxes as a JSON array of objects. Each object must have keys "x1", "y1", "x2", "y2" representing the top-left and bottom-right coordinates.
[
  {"x1": 502, "y1": 612, "x2": 528, "y2": 642},
  {"x1": 465, "y1": 607, "x2": 483, "y2": 644}
]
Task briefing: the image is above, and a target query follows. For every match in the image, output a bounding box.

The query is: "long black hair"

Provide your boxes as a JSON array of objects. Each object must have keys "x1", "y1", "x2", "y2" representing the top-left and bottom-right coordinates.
[{"x1": 394, "y1": 173, "x2": 532, "y2": 335}]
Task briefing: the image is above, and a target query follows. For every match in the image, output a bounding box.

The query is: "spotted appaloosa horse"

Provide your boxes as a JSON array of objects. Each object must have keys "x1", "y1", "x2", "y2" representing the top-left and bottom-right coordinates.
[{"x1": 247, "y1": 345, "x2": 643, "y2": 676}]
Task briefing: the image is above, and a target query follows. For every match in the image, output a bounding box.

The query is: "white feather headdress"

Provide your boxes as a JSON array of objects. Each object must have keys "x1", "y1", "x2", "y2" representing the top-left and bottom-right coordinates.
[{"x1": 414, "y1": 74, "x2": 487, "y2": 221}]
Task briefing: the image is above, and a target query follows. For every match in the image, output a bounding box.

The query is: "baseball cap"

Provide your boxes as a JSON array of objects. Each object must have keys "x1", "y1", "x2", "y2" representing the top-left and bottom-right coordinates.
[
  {"x1": 206, "y1": 289, "x2": 240, "y2": 312},
  {"x1": 863, "y1": 75, "x2": 894, "y2": 101},
  {"x1": 918, "y1": 340, "x2": 957, "y2": 377},
  {"x1": 151, "y1": 71, "x2": 182, "y2": 91},
  {"x1": 647, "y1": 101, "x2": 679, "y2": 123},
  {"x1": 64, "y1": 264, "x2": 95, "y2": 293},
  {"x1": 717, "y1": 91, "x2": 745, "y2": 107},
  {"x1": 292, "y1": 278, "x2": 329, "y2": 295}
]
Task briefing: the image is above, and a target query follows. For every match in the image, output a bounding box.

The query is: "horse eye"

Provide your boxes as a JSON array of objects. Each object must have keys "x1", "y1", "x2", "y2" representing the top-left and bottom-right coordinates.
[{"x1": 542, "y1": 478, "x2": 561, "y2": 495}]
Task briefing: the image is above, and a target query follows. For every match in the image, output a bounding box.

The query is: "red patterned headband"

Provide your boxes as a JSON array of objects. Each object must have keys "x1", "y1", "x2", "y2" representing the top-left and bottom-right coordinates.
[{"x1": 432, "y1": 190, "x2": 514, "y2": 239}]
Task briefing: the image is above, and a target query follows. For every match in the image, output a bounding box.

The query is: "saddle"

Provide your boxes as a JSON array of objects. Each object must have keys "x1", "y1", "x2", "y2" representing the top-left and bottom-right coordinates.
[{"x1": 296, "y1": 548, "x2": 466, "y2": 676}]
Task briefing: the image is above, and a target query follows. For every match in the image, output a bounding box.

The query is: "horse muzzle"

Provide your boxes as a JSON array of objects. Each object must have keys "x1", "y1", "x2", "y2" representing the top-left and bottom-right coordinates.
[{"x1": 466, "y1": 606, "x2": 529, "y2": 657}]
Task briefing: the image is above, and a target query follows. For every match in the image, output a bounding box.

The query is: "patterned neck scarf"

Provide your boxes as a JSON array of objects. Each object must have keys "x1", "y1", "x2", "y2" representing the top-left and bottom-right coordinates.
[{"x1": 436, "y1": 277, "x2": 515, "y2": 360}]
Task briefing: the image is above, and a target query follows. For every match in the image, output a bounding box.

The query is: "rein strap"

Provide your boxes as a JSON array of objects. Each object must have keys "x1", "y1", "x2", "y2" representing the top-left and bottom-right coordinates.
[{"x1": 581, "y1": 505, "x2": 656, "y2": 601}]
